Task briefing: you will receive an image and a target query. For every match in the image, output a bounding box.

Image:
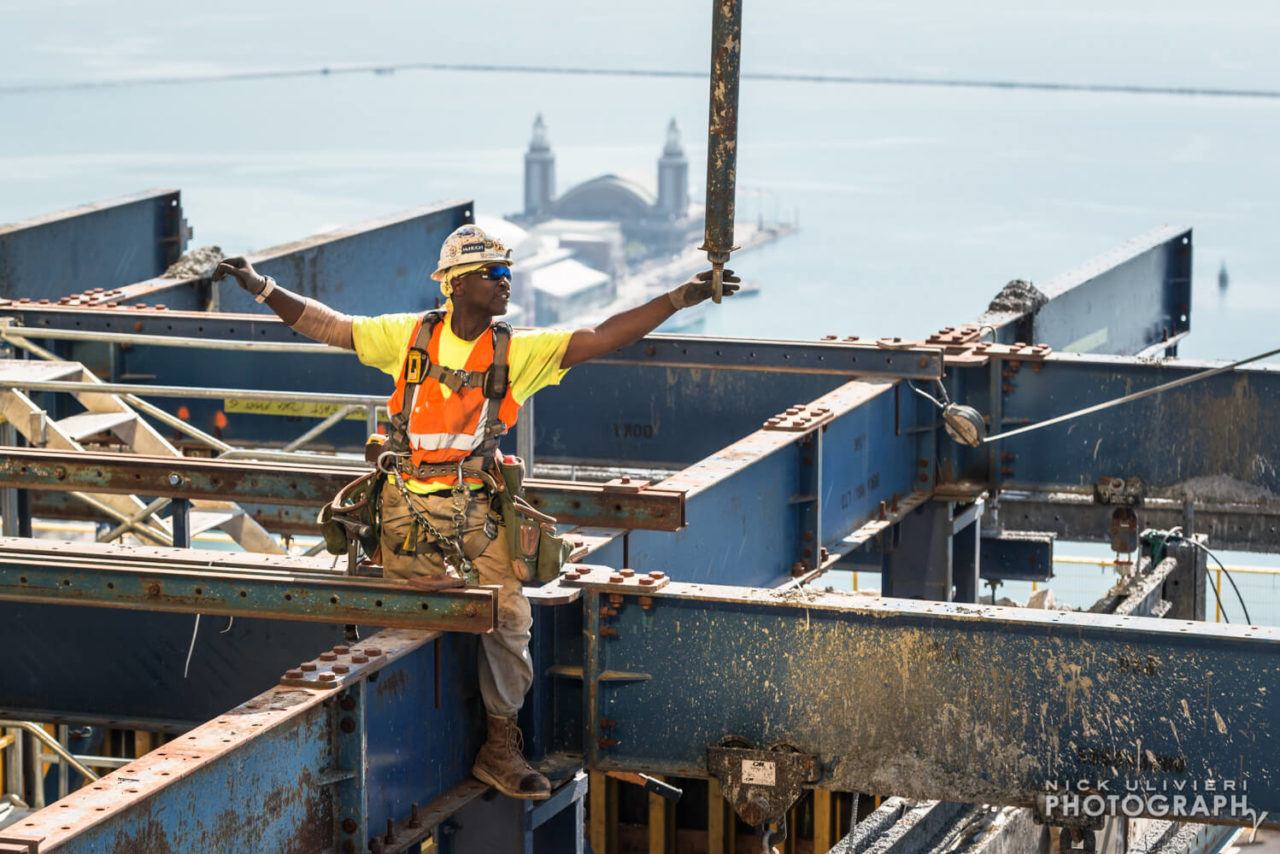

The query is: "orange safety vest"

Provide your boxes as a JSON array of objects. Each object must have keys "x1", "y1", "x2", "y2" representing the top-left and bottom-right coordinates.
[{"x1": 386, "y1": 311, "x2": 518, "y2": 487}]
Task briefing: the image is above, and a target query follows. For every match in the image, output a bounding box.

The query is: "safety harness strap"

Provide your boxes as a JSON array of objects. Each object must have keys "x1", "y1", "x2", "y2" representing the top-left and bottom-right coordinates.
[{"x1": 388, "y1": 313, "x2": 514, "y2": 472}]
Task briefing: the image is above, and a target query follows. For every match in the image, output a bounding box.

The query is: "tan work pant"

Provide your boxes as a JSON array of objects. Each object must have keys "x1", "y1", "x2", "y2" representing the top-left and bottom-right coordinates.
[{"x1": 379, "y1": 484, "x2": 533, "y2": 719}]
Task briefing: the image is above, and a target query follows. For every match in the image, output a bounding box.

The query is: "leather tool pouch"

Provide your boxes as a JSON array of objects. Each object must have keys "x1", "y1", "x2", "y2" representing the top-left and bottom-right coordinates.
[
  {"x1": 319, "y1": 470, "x2": 383, "y2": 558},
  {"x1": 496, "y1": 455, "x2": 571, "y2": 584}
]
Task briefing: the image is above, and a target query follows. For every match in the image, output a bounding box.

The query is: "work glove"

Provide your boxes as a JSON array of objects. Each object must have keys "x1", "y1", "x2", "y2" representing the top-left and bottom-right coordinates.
[
  {"x1": 667, "y1": 268, "x2": 741, "y2": 309},
  {"x1": 212, "y1": 256, "x2": 269, "y2": 296}
]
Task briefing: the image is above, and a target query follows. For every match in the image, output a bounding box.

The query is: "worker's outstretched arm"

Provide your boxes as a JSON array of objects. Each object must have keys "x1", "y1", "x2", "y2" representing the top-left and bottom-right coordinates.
[
  {"x1": 212, "y1": 257, "x2": 355, "y2": 349},
  {"x1": 561, "y1": 269, "x2": 740, "y2": 369}
]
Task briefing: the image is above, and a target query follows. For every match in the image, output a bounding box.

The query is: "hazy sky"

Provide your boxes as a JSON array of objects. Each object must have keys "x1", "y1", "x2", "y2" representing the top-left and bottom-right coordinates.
[{"x1": 3, "y1": 1, "x2": 1278, "y2": 89}]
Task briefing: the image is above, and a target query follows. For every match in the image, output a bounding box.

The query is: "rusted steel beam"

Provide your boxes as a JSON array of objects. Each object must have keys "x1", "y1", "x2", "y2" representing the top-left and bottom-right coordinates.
[
  {"x1": 700, "y1": 0, "x2": 744, "y2": 301},
  {"x1": 0, "y1": 448, "x2": 686, "y2": 531},
  {"x1": 0, "y1": 537, "x2": 495, "y2": 633},
  {"x1": 569, "y1": 570, "x2": 1280, "y2": 825}
]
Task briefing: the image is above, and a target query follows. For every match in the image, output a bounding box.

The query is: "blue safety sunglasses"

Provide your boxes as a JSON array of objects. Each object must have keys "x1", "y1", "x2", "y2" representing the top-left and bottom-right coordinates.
[{"x1": 478, "y1": 265, "x2": 511, "y2": 281}]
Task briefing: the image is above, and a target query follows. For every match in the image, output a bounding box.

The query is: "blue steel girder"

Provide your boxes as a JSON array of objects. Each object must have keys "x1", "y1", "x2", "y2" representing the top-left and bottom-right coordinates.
[
  {"x1": 58, "y1": 199, "x2": 475, "y2": 314},
  {"x1": 577, "y1": 578, "x2": 1280, "y2": 826},
  {"x1": 625, "y1": 378, "x2": 935, "y2": 587},
  {"x1": 974, "y1": 353, "x2": 1280, "y2": 496},
  {"x1": 983, "y1": 226, "x2": 1192, "y2": 356},
  {"x1": 0, "y1": 629, "x2": 491, "y2": 854},
  {"x1": 0, "y1": 190, "x2": 187, "y2": 302},
  {"x1": 0, "y1": 305, "x2": 942, "y2": 460}
]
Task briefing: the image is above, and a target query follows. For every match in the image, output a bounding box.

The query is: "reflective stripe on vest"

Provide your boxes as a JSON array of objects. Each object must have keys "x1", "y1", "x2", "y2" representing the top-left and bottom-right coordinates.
[{"x1": 387, "y1": 317, "x2": 520, "y2": 475}]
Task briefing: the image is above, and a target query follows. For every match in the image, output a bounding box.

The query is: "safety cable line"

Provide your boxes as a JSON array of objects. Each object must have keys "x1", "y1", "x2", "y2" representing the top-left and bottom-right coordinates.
[
  {"x1": 3, "y1": 61, "x2": 1280, "y2": 100},
  {"x1": 983, "y1": 344, "x2": 1280, "y2": 444}
]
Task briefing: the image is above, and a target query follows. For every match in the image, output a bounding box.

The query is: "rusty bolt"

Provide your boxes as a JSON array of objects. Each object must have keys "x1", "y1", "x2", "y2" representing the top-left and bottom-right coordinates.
[
  {"x1": 145, "y1": 582, "x2": 161, "y2": 598},
  {"x1": 285, "y1": 669, "x2": 304, "y2": 679},
  {"x1": 1001, "y1": 467, "x2": 1015, "y2": 476},
  {"x1": 333, "y1": 664, "x2": 350, "y2": 674},
  {"x1": 352, "y1": 654, "x2": 368, "y2": 664},
  {"x1": 820, "y1": 547, "x2": 830, "y2": 561},
  {"x1": 319, "y1": 652, "x2": 338, "y2": 662},
  {"x1": 53, "y1": 466, "x2": 66, "y2": 480},
  {"x1": 384, "y1": 818, "x2": 396, "y2": 844},
  {"x1": 600, "y1": 627, "x2": 619, "y2": 638},
  {"x1": 638, "y1": 596, "x2": 654, "y2": 610},
  {"x1": 878, "y1": 501, "x2": 887, "y2": 521},
  {"x1": 918, "y1": 356, "x2": 929, "y2": 369},
  {"x1": 803, "y1": 547, "x2": 813, "y2": 558},
  {"x1": 608, "y1": 573, "x2": 624, "y2": 583},
  {"x1": 339, "y1": 695, "x2": 356, "y2": 711},
  {"x1": 409, "y1": 803, "x2": 421, "y2": 828},
  {"x1": 619, "y1": 568, "x2": 635, "y2": 577},
  {"x1": 341, "y1": 817, "x2": 357, "y2": 834},
  {"x1": 464, "y1": 604, "x2": 479, "y2": 617},
  {"x1": 340, "y1": 717, "x2": 355, "y2": 733},
  {"x1": 619, "y1": 475, "x2": 631, "y2": 484},
  {"x1": 823, "y1": 334, "x2": 837, "y2": 340},
  {"x1": 918, "y1": 458, "x2": 929, "y2": 467},
  {"x1": 890, "y1": 496, "x2": 900, "y2": 512},
  {"x1": 599, "y1": 605, "x2": 612, "y2": 617},
  {"x1": 598, "y1": 737, "x2": 619, "y2": 749},
  {"x1": 648, "y1": 571, "x2": 665, "y2": 580},
  {"x1": 301, "y1": 662, "x2": 317, "y2": 672},
  {"x1": 334, "y1": 645, "x2": 350, "y2": 655},
  {"x1": 639, "y1": 577, "x2": 654, "y2": 586},
  {"x1": 364, "y1": 647, "x2": 382, "y2": 656},
  {"x1": 600, "y1": 718, "x2": 617, "y2": 729},
  {"x1": 791, "y1": 561, "x2": 806, "y2": 576},
  {"x1": 563, "y1": 570, "x2": 580, "y2": 580},
  {"x1": 845, "y1": 335, "x2": 859, "y2": 341},
  {"x1": 919, "y1": 473, "x2": 929, "y2": 483},
  {"x1": 318, "y1": 672, "x2": 337, "y2": 683},
  {"x1": 607, "y1": 592, "x2": 623, "y2": 606},
  {"x1": 803, "y1": 531, "x2": 814, "y2": 541}
]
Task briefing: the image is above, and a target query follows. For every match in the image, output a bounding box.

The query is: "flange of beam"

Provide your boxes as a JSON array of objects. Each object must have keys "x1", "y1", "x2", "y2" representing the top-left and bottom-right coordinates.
[
  {"x1": 574, "y1": 576, "x2": 1280, "y2": 825},
  {"x1": 0, "y1": 538, "x2": 495, "y2": 632},
  {"x1": 0, "y1": 447, "x2": 686, "y2": 531}
]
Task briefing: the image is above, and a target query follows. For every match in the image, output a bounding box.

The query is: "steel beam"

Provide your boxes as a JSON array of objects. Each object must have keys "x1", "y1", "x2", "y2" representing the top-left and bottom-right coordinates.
[
  {"x1": 973, "y1": 354, "x2": 1280, "y2": 494},
  {"x1": 997, "y1": 489, "x2": 1280, "y2": 554},
  {"x1": 983, "y1": 226, "x2": 1191, "y2": 356},
  {"x1": 0, "y1": 628, "x2": 531, "y2": 854},
  {"x1": 573, "y1": 574, "x2": 1280, "y2": 825},
  {"x1": 0, "y1": 190, "x2": 187, "y2": 302},
  {"x1": 0, "y1": 447, "x2": 686, "y2": 532},
  {"x1": 624, "y1": 379, "x2": 934, "y2": 586},
  {"x1": 0, "y1": 538, "x2": 495, "y2": 633}
]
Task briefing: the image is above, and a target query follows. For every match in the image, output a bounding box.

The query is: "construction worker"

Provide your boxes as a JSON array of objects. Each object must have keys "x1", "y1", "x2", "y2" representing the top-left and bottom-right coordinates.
[{"x1": 213, "y1": 224, "x2": 738, "y2": 800}]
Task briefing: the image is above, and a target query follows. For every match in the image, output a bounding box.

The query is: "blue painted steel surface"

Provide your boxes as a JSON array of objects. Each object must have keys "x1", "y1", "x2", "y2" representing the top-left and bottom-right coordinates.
[
  {"x1": 220, "y1": 201, "x2": 473, "y2": 316},
  {"x1": 987, "y1": 354, "x2": 1280, "y2": 493},
  {"x1": 364, "y1": 633, "x2": 484, "y2": 841},
  {"x1": 625, "y1": 380, "x2": 930, "y2": 586},
  {"x1": 0, "y1": 190, "x2": 186, "y2": 302},
  {"x1": 0, "y1": 603, "x2": 345, "y2": 728},
  {"x1": 987, "y1": 226, "x2": 1192, "y2": 356},
  {"x1": 581, "y1": 582, "x2": 1280, "y2": 824},
  {"x1": 3, "y1": 627, "x2": 587, "y2": 854}
]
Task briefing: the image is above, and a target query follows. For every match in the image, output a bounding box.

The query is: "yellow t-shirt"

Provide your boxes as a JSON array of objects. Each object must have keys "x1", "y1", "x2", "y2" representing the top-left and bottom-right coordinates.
[{"x1": 351, "y1": 312, "x2": 573, "y2": 492}]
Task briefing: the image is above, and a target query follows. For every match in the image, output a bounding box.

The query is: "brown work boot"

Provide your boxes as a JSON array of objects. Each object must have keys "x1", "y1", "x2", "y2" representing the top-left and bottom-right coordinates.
[{"x1": 471, "y1": 714, "x2": 551, "y2": 800}]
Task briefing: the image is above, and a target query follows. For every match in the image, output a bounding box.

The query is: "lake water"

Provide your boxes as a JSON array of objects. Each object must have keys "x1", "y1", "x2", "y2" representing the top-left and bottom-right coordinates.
[{"x1": 3, "y1": 0, "x2": 1279, "y2": 620}]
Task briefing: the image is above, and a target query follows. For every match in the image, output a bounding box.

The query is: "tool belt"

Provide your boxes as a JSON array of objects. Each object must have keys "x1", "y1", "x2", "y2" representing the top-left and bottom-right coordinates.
[
  {"x1": 493, "y1": 453, "x2": 572, "y2": 585},
  {"x1": 318, "y1": 470, "x2": 383, "y2": 561},
  {"x1": 322, "y1": 449, "x2": 570, "y2": 585}
]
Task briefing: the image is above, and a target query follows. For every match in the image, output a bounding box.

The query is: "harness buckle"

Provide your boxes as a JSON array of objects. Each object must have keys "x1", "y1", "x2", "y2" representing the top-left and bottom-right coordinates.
[{"x1": 443, "y1": 368, "x2": 470, "y2": 393}]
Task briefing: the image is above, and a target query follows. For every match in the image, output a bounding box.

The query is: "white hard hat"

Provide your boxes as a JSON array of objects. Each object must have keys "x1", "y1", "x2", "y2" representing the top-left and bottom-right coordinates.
[{"x1": 431, "y1": 224, "x2": 514, "y2": 281}]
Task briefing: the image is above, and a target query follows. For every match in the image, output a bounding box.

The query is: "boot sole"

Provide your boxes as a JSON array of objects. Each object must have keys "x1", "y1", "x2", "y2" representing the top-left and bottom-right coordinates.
[{"x1": 472, "y1": 764, "x2": 551, "y2": 801}]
